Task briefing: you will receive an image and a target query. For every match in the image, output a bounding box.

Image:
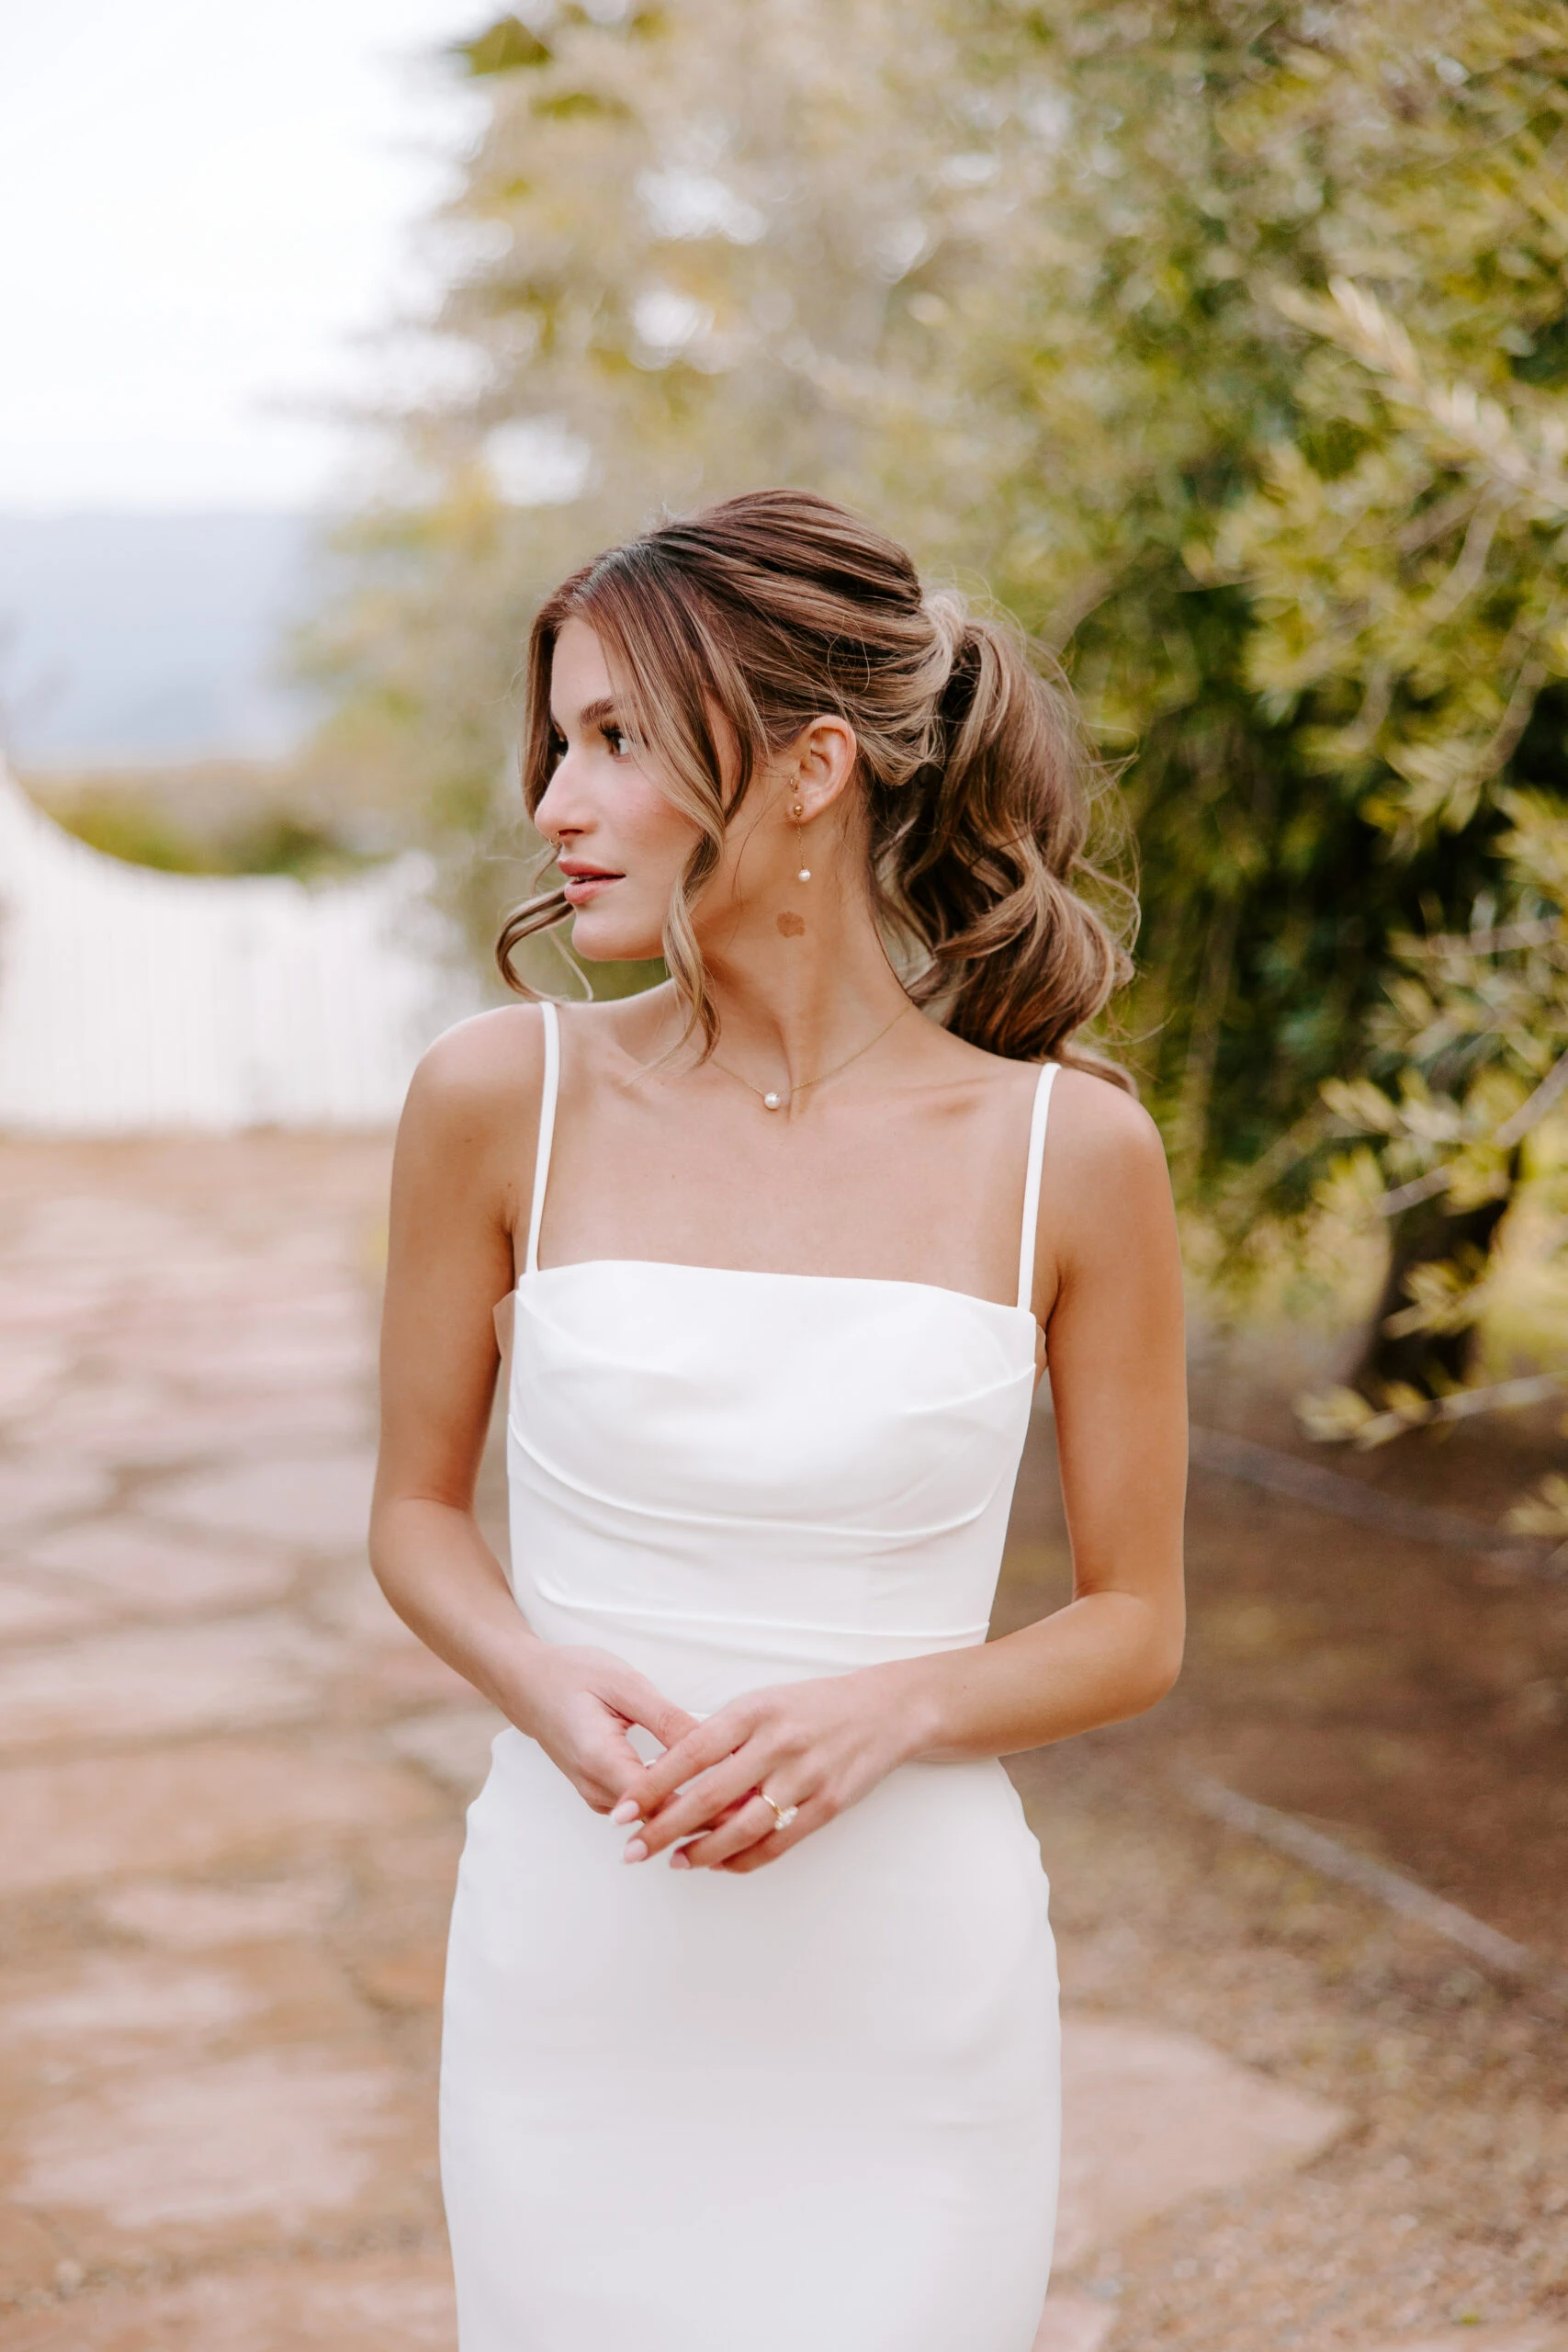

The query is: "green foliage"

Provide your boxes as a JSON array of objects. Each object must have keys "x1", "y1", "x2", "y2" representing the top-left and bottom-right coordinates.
[
  {"x1": 48, "y1": 790, "x2": 209, "y2": 875},
  {"x1": 961, "y1": 0, "x2": 1568, "y2": 1181},
  {"x1": 1150, "y1": 5, "x2": 1568, "y2": 1441},
  {"x1": 1339, "y1": 792, "x2": 1568, "y2": 1212},
  {"x1": 308, "y1": 0, "x2": 1568, "y2": 1186},
  {"x1": 29, "y1": 769, "x2": 377, "y2": 881},
  {"x1": 453, "y1": 16, "x2": 553, "y2": 75},
  {"x1": 1295, "y1": 787, "x2": 1568, "y2": 1459}
]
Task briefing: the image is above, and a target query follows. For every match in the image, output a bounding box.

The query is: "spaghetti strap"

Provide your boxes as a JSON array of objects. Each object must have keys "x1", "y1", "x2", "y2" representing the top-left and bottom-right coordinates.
[
  {"x1": 524, "y1": 1001, "x2": 561, "y2": 1277},
  {"x1": 1015, "y1": 1062, "x2": 1058, "y2": 1314}
]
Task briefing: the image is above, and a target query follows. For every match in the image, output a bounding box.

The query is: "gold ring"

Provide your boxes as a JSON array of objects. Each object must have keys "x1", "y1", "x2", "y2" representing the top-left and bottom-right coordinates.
[{"x1": 759, "y1": 1791, "x2": 798, "y2": 1833}]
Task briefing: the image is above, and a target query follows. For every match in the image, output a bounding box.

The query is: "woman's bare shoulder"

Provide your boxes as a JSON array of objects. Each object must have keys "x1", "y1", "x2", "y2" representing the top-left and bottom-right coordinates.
[
  {"x1": 400, "y1": 1005, "x2": 547, "y2": 1143},
  {"x1": 1046, "y1": 1065, "x2": 1171, "y2": 1205}
]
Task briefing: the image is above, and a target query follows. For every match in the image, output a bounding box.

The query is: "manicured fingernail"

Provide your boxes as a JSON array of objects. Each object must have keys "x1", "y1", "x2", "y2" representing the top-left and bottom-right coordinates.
[
  {"x1": 621, "y1": 1838, "x2": 648, "y2": 1864},
  {"x1": 610, "y1": 1799, "x2": 640, "y2": 1825},
  {"x1": 669, "y1": 1849, "x2": 691, "y2": 1871}
]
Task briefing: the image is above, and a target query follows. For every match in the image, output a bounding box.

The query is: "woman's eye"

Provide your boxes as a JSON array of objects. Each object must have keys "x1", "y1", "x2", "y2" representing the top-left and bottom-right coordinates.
[
  {"x1": 603, "y1": 725, "x2": 631, "y2": 759},
  {"x1": 547, "y1": 729, "x2": 567, "y2": 768}
]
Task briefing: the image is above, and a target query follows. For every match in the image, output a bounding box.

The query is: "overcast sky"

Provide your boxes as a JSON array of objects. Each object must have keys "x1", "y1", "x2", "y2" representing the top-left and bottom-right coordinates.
[{"x1": 0, "y1": 0, "x2": 484, "y2": 513}]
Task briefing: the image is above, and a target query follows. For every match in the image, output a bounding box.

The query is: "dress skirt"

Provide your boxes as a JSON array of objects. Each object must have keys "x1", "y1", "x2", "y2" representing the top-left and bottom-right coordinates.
[{"x1": 440, "y1": 1726, "x2": 1060, "y2": 2352}]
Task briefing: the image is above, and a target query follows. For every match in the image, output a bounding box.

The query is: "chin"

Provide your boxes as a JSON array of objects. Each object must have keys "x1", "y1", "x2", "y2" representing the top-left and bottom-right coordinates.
[{"x1": 568, "y1": 910, "x2": 664, "y2": 965}]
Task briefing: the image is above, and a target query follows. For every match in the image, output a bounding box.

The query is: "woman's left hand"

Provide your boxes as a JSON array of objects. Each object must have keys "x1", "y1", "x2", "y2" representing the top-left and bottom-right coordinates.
[{"x1": 611, "y1": 1667, "x2": 925, "y2": 1873}]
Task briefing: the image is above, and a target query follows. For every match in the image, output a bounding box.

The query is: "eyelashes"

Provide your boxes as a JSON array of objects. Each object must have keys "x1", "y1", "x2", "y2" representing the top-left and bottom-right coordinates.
[{"x1": 543, "y1": 723, "x2": 632, "y2": 765}]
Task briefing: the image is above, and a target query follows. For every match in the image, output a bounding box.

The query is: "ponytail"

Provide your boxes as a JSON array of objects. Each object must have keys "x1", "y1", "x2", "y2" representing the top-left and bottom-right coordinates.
[{"x1": 869, "y1": 598, "x2": 1134, "y2": 1078}]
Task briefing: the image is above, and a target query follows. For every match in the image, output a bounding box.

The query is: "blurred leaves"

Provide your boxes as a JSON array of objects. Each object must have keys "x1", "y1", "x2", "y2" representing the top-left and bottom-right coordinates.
[
  {"x1": 1299, "y1": 1370, "x2": 1564, "y2": 1450},
  {"x1": 1507, "y1": 1470, "x2": 1568, "y2": 1539},
  {"x1": 24, "y1": 765, "x2": 378, "y2": 881},
  {"x1": 310, "y1": 0, "x2": 1568, "y2": 1187},
  {"x1": 453, "y1": 16, "x2": 553, "y2": 75}
]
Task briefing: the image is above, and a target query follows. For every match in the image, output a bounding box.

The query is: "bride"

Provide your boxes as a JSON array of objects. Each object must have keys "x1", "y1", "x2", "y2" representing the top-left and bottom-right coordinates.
[{"x1": 370, "y1": 488, "x2": 1187, "y2": 2352}]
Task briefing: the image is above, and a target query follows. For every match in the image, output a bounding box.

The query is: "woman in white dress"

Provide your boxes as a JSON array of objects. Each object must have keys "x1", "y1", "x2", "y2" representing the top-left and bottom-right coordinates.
[{"x1": 371, "y1": 490, "x2": 1187, "y2": 2352}]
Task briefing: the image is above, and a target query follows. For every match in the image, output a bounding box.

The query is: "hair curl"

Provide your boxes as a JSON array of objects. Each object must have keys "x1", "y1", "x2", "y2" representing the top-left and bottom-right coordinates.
[{"x1": 498, "y1": 489, "x2": 1135, "y2": 1081}]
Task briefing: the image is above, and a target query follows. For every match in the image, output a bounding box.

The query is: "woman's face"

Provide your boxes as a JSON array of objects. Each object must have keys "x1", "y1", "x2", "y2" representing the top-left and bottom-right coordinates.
[
  {"x1": 532, "y1": 617, "x2": 703, "y2": 964},
  {"x1": 533, "y1": 614, "x2": 855, "y2": 966}
]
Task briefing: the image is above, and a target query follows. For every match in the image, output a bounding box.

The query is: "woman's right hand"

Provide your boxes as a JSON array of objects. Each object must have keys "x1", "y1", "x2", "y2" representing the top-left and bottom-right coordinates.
[{"x1": 505, "y1": 1642, "x2": 700, "y2": 1815}]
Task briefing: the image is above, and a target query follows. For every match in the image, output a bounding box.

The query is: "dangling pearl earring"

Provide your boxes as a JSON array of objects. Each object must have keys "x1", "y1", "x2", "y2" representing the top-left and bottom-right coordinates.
[{"x1": 790, "y1": 791, "x2": 811, "y2": 884}]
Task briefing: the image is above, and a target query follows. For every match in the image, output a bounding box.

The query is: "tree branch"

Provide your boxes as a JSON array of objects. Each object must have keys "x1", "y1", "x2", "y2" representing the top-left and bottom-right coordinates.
[{"x1": 1373, "y1": 1040, "x2": 1568, "y2": 1213}]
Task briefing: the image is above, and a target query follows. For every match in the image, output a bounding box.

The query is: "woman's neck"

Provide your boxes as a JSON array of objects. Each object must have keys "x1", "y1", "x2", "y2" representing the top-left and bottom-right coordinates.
[{"x1": 653, "y1": 876, "x2": 914, "y2": 1091}]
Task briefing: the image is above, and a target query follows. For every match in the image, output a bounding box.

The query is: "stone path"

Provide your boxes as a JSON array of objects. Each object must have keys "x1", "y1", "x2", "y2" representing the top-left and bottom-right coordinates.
[{"x1": 0, "y1": 1138, "x2": 1561, "y2": 2352}]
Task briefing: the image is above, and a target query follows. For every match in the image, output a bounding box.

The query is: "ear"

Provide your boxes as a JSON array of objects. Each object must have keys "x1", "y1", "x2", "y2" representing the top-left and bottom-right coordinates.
[{"x1": 784, "y1": 716, "x2": 858, "y2": 820}]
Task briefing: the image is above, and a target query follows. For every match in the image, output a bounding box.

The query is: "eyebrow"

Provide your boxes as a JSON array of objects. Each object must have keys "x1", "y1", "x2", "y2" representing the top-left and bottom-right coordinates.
[{"x1": 548, "y1": 695, "x2": 620, "y2": 733}]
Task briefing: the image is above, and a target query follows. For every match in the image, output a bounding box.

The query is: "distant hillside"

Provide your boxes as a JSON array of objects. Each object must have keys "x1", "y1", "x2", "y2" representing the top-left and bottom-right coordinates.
[{"x1": 0, "y1": 513, "x2": 326, "y2": 766}]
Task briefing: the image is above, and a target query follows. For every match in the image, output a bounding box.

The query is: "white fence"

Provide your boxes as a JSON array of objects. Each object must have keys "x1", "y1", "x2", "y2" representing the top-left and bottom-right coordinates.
[{"x1": 0, "y1": 764, "x2": 481, "y2": 1132}]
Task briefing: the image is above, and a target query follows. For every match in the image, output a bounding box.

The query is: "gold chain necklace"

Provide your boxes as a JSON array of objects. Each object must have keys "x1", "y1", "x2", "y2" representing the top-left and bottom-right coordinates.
[{"x1": 711, "y1": 1002, "x2": 913, "y2": 1113}]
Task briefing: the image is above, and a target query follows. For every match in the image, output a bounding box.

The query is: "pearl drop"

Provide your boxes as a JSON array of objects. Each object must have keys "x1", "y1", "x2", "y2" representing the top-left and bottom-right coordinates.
[
  {"x1": 763, "y1": 1091, "x2": 783, "y2": 1110},
  {"x1": 796, "y1": 867, "x2": 811, "y2": 883}
]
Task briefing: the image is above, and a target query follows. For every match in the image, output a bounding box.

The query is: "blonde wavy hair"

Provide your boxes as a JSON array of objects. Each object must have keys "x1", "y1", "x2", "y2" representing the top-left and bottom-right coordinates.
[{"x1": 498, "y1": 489, "x2": 1135, "y2": 1080}]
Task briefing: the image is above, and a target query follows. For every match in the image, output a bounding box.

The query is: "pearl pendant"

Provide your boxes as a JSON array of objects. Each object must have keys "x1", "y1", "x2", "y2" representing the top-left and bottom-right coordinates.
[
  {"x1": 762, "y1": 1091, "x2": 783, "y2": 1110},
  {"x1": 796, "y1": 867, "x2": 811, "y2": 883}
]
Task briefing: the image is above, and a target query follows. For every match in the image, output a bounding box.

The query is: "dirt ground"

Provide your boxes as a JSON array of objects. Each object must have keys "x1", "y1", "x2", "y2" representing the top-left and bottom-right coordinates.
[{"x1": 0, "y1": 1135, "x2": 1563, "y2": 2352}]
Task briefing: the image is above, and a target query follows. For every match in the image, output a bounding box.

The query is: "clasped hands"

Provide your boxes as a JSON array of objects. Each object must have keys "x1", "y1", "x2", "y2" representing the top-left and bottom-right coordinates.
[{"x1": 515, "y1": 1642, "x2": 923, "y2": 1875}]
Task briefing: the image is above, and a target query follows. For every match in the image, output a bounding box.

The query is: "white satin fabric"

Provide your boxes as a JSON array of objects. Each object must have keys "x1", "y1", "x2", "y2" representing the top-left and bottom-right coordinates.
[{"x1": 441, "y1": 1002, "x2": 1061, "y2": 2352}]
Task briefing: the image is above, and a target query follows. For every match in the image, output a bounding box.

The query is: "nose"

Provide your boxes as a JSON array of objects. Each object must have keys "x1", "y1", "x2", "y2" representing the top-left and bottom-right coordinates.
[{"x1": 534, "y1": 758, "x2": 586, "y2": 845}]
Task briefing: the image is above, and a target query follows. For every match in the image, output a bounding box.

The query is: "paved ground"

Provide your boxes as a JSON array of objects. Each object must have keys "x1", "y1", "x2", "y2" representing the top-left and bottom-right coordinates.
[{"x1": 0, "y1": 1136, "x2": 1562, "y2": 2352}]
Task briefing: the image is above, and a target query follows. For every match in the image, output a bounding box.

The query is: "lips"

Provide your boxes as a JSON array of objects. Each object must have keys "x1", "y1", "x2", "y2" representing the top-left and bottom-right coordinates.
[{"x1": 559, "y1": 864, "x2": 623, "y2": 901}]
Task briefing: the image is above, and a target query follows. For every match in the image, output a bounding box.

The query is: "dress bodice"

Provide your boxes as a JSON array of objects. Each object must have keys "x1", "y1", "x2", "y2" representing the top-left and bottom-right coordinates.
[{"x1": 502, "y1": 1002, "x2": 1055, "y2": 1714}]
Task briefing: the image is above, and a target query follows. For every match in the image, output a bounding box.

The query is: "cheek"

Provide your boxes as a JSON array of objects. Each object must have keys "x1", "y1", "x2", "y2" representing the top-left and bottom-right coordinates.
[{"x1": 618, "y1": 771, "x2": 702, "y2": 878}]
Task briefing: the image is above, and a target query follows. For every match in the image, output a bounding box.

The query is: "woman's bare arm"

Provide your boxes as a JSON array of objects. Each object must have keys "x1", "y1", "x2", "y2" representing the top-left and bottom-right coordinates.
[
  {"x1": 899, "y1": 1069, "x2": 1187, "y2": 1754},
  {"x1": 371, "y1": 1012, "x2": 533, "y2": 1707},
  {"x1": 370, "y1": 1008, "x2": 697, "y2": 1811}
]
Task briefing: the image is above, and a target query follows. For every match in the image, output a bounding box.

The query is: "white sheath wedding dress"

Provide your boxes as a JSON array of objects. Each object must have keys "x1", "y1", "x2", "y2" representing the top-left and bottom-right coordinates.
[{"x1": 441, "y1": 1001, "x2": 1061, "y2": 2352}]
